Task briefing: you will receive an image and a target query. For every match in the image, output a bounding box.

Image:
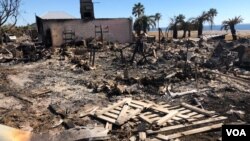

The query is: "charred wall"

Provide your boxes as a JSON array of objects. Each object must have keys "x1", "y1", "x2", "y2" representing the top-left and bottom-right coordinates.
[{"x1": 38, "y1": 18, "x2": 133, "y2": 47}]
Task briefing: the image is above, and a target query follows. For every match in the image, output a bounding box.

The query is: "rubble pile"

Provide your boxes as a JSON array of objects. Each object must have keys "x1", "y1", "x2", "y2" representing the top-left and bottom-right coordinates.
[
  {"x1": 0, "y1": 36, "x2": 250, "y2": 141},
  {"x1": 0, "y1": 40, "x2": 51, "y2": 63}
]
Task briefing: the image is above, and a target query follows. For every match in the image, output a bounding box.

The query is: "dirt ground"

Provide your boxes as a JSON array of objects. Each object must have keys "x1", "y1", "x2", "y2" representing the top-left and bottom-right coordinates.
[{"x1": 0, "y1": 38, "x2": 250, "y2": 140}]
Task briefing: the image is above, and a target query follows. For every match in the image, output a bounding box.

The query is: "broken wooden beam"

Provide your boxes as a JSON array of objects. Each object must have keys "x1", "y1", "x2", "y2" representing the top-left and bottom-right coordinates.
[
  {"x1": 155, "y1": 123, "x2": 223, "y2": 140},
  {"x1": 150, "y1": 104, "x2": 189, "y2": 119},
  {"x1": 116, "y1": 99, "x2": 132, "y2": 124},
  {"x1": 154, "y1": 110, "x2": 179, "y2": 126},
  {"x1": 95, "y1": 98, "x2": 131, "y2": 116},
  {"x1": 139, "y1": 114, "x2": 154, "y2": 124},
  {"x1": 79, "y1": 106, "x2": 99, "y2": 118},
  {"x1": 139, "y1": 132, "x2": 147, "y2": 141},
  {"x1": 147, "y1": 116, "x2": 227, "y2": 134},
  {"x1": 105, "y1": 122, "x2": 113, "y2": 131},
  {"x1": 181, "y1": 103, "x2": 215, "y2": 117},
  {"x1": 167, "y1": 85, "x2": 197, "y2": 98},
  {"x1": 31, "y1": 88, "x2": 51, "y2": 97}
]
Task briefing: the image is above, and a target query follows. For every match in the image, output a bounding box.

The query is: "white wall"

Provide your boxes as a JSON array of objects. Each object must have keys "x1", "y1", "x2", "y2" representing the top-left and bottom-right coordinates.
[{"x1": 42, "y1": 18, "x2": 132, "y2": 47}]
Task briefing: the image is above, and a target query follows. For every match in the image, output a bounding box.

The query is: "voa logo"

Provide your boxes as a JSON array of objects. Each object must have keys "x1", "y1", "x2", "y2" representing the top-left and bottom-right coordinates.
[{"x1": 226, "y1": 129, "x2": 246, "y2": 136}]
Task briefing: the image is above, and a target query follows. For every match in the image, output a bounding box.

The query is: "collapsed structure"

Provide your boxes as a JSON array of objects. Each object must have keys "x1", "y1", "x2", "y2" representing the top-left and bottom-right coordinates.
[
  {"x1": 1, "y1": 0, "x2": 250, "y2": 141},
  {"x1": 36, "y1": 0, "x2": 133, "y2": 47}
]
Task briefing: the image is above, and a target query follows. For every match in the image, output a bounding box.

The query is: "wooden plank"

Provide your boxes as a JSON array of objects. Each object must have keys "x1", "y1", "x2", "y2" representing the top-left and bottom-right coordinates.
[
  {"x1": 147, "y1": 116, "x2": 227, "y2": 134},
  {"x1": 103, "y1": 112, "x2": 118, "y2": 119},
  {"x1": 178, "y1": 109, "x2": 192, "y2": 114},
  {"x1": 139, "y1": 132, "x2": 146, "y2": 141},
  {"x1": 31, "y1": 89, "x2": 52, "y2": 97},
  {"x1": 79, "y1": 106, "x2": 99, "y2": 117},
  {"x1": 181, "y1": 103, "x2": 215, "y2": 117},
  {"x1": 130, "y1": 135, "x2": 137, "y2": 141},
  {"x1": 167, "y1": 106, "x2": 181, "y2": 110},
  {"x1": 105, "y1": 122, "x2": 113, "y2": 131},
  {"x1": 150, "y1": 106, "x2": 170, "y2": 114},
  {"x1": 142, "y1": 110, "x2": 189, "y2": 125},
  {"x1": 109, "y1": 109, "x2": 120, "y2": 114},
  {"x1": 191, "y1": 113, "x2": 205, "y2": 119},
  {"x1": 155, "y1": 123, "x2": 223, "y2": 140},
  {"x1": 159, "y1": 104, "x2": 171, "y2": 108},
  {"x1": 116, "y1": 99, "x2": 132, "y2": 124},
  {"x1": 96, "y1": 115, "x2": 116, "y2": 124},
  {"x1": 114, "y1": 107, "x2": 122, "y2": 110},
  {"x1": 129, "y1": 103, "x2": 144, "y2": 109},
  {"x1": 155, "y1": 110, "x2": 179, "y2": 126},
  {"x1": 150, "y1": 105, "x2": 188, "y2": 119},
  {"x1": 127, "y1": 108, "x2": 143, "y2": 119},
  {"x1": 149, "y1": 117, "x2": 161, "y2": 122},
  {"x1": 139, "y1": 114, "x2": 154, "y2": 124},
  {"x1": 144, "y1": 112, "x2": 155, "y2": 116},
  {"x1": 169, "y1": 89, "x2": 198, "y2": 98},
  {"x1": 147, "y1": 114, "x2": 160, "y2": 119},
  {"x1": 131, "y1": 100, "x2": 152, "y2": 108},
  {"x1": 95, "y1": 98, "x2": 130, "y2": 116},
  {"x1": 187, "y1": 112, "x2": 199, "y2": 117}
]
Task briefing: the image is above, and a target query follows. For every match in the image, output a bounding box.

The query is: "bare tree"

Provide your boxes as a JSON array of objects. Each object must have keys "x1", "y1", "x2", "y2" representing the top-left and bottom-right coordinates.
[{"x1": 0, "y1": 0, "x2": 21, "y2": 44}]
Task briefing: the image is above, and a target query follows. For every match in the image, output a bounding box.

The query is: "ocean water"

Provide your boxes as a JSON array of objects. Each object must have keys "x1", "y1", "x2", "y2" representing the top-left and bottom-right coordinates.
[{"x1": 150, "y1": 23, "x2": 250, "y2": 32}]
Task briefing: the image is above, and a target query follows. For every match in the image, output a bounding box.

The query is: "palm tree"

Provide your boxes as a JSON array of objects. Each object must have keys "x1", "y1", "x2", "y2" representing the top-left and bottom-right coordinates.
[
  {"x1": 208, "y1": 8, "x2": 218, "y2": 30},
  {"x1": 132, "y1": 2, "x2": 145, "y2": 18},
  {"x1": 155, "y1": 13, "x2": 162, "y2": 44},
  {"x1": 134, "y1": 15, "x2": 156, "y2": 36},
  {"x1": 181, "y1": 20, "x2": 191, "y2": 38},
  {"x1": 196, "y1": 11, "x2": 210, "y2": 37},
  {"x1": 221, "y1": 16, "x2": 243, "y2": 40},
  {"x1": 189, "y1": 19, "x2": 199, "y2": 37},
  {"x1": 169, "y1": 14, "x2": 185, "y2": 39},
  {"x1": 154, "y1": 13, "x2": 162, "y2": 29}
]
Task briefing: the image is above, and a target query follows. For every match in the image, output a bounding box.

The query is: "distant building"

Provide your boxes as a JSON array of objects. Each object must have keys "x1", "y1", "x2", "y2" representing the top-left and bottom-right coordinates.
[{"x1": 36, "y1": 0, "x2": 133, "y2": 47}]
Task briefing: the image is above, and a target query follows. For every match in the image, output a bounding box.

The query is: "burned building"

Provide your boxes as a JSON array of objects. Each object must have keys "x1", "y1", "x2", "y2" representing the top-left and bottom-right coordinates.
[
  {"x1": 36, "y1": 0, "x2": 133, "y2": 47},
  {"x1": 80, "y1": 0, "x2": 95, "y2": 20}
]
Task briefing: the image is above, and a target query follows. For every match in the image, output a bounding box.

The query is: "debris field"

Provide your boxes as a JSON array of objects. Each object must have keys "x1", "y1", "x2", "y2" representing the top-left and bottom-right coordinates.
[{"x1": 0, "y1": 36, "x2": 250, "y2": 141}]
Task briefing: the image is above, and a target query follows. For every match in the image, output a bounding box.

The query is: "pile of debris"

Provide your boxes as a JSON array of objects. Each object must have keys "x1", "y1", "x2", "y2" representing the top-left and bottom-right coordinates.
[
  {"x1": 0, "y1": 97, "x2": 227, "y2": 141},
  {"x1": 0, "y1": 41, "x2": 51, "y2": 63}
]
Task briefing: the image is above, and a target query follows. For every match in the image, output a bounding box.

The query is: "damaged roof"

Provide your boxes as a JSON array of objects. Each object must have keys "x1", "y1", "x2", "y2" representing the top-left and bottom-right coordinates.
[{"x1": 40, "y1": 11, "x2": 76, "y2": 20}]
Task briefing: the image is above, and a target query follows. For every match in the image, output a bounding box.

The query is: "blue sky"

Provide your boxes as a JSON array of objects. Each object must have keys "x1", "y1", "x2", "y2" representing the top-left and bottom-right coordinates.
[{"x1": 17, "y1": 0, "x2": 250, "y2": 26}]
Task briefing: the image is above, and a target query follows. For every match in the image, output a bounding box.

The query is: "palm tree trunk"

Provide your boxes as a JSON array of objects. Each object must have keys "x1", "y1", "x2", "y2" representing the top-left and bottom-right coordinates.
[
  {"x1": 0, "y1": 27, "x2": 3, "y2": 45},
  {"x1": 173, "y1": 25, "x2": 178, "y2": 39},
  {"x1": 173, "y1": 30, "x2": 178, "y2": 39},
  {"x1": 182, "y1": 29, "x2": 187, "y2": 38},
  {"x1": 188, "y1": 30, "x2": 191, "y2": 37},
  {"x1": 158, "y1": 20, "x2": 160, "y2": 43},
  {"x1": 198, "y1": 22, "x2": 203, "y2": 37},
  {"x1": 230, "y1": 25, "x2": 237, "y2": 40}
]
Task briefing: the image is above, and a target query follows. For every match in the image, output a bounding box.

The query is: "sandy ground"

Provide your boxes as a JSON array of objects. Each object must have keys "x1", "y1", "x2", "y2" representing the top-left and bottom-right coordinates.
[{"x1": 148, "y1": 30, "x2": 250, "y2": 40}]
